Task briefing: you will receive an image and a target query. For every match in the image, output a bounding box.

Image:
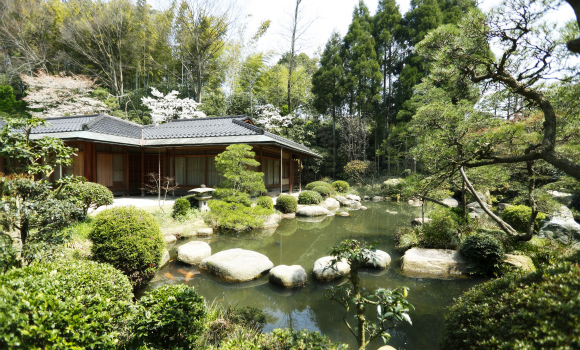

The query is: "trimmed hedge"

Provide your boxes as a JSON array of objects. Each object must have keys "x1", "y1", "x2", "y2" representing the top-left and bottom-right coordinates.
[
  {"x1": 441, "y1": 253, "x2": 580, "y2": 349},
  {"x1": 298, "y1": 190, "x2": 323, "y2": 205},
  {"x1": 130, "y1": 285, "x2": 206, "y2": 349},
  {"x1": 61, "y1": 180, "x2": 114, "y2": 215},
  {"x1": 256, "y1": 196, "x2": 274, "y2": 210},
  {"x1": 459, "y1": 233, "x2": 504, "y2": 276},
  {"x1": 172, "y1": 197, "x2": 191, "y2": 218},
  {"x1": 501, "y1": 205, "x2": 546, "y2": 233},
  {"x1": 331, "y1": 180, "x2": 349, "y2": 193},
  {"x1": 312, "y1": 185, "x2": 331, "y2": 198},
  {"x1": 89, "y1": 206, "x2": 165, "y2": 287},
  {"x1": 276, "y1": 194, "x2": 298, "y2": 213},
  {"x1": 0, "y1": 260, "x2": 133, "y2": 349},
  {"x1": 305, "y1": 181, "x2": 332, "y2": 191}
]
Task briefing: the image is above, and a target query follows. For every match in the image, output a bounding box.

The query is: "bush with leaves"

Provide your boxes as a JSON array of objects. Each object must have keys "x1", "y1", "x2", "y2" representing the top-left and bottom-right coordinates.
[
  {"x1": 172, "y1": 197, "x2": 191, "y2": 219},
  {"x1": 276, "y1": 194, "x2": 298, "y2": 213},
  {"x1": 61, "y1": 179, "x2": 114, "y2": 215},
  {"x1": 0, "y1": 259, "x2": 133, "y2": 349},
  {"x1": 460, "y1": 233, "x2": 505, "y2": 276},
  {"x1": 129, "y1": 285, "x2": 206, "y2": 349},
  {"x1": 305, "y1": 181, "x2": 332, "y2": 191},
  {"x1": 312, "y1": 185, "x2": 331, "y2": 198},
  {"x1": 181, "y1": 194, "x2": 200, "y2": 208},
  {"x1": 266, "y1": 329, "x2": 348, "y2": 350},
  {"x1": 441, "y1": 252, "x2": 580, "y2": 349},
  {"x1": 422, "y1": 208, "x2": 460, "y2": 249},
  {"x1": 298, "y1": 190, "x2": 323, "y2": 205},
  {"x1": 331, "y1": 180, "x2": 349, "y2": 193},
  {"x1": 343, "y1": 160, "x2": 370, "y2": 184},
  {"x1": 501, "y1": 205, "x2": 546, "y2": 233},
  {"x1": 89, "y1": 206, "x2": 165, "y2": 287},
  {"x1": 256, "y1": 196, "x2": 274, "y2": 210},
  {"x1": 207, "y1": 200, "x2": 273, "y2": 231}
]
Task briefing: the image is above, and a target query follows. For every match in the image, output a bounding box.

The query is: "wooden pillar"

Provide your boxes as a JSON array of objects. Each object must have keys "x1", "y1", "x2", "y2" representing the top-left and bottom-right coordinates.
[
  {"x1": 289, "y1": 153, "x2": 293, "y2": 194},
  {"x1": 280, "y1": 147, "x2": 283, "y2": 193},
  {"x1": 83, "y1": 142, "x2": 90, "y2": 181},
  {"x1": 125, "y1": 148, "x2": 129, "y2": 196},
  {"x1": 172, "y1": 148, "x2": 176, "y2": 185},
  {"x1": 306, "y1": 157, "x2": 309, "y2": 184},
  {"x1": 92, "y1": 143, "x2": 97, "y2": 183},
  {"x1": 141, "y1": 148, "x2": 145, "y2": 197},
  {"x1": 204, "y1": 156, "x2": 207, "y2": 186}
]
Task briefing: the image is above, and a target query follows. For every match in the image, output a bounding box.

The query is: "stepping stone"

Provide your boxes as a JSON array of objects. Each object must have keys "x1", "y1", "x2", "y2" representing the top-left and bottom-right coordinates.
[
  {"x1": 197, "y1": 228, "x2": 213, "y2": 236},
  {"x1": 362, "y1": 249, "x2": 391, "y2": 269},
  {"x1": 200, "y1": 248, "x2": 273, "y2": 282},
  {"x1": 269, "y1": 265, "x2": 307, "y2": 288},
  {"x1": 313, "y1": 256, "x2": 350, "y2": 281},
  {"x1": 160, "y1": 249, "x2": 170, "y2": 267},
  {"x1": 401, "y1": 248, "x2": 468, "y2": 275},
  {"x1": 177, "y1": 241, "x2": 211, "y2": 265},
  {"x1": 296, "y1": 206, "x2": 330, "y2": 217},
  {"x1": 164, "y1": 234, "x2": 177, "y2": 244}
]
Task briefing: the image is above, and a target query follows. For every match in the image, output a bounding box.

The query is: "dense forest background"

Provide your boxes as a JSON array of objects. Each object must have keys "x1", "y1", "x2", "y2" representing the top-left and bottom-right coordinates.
[{"x1": 1, "y1": 0, "x2": 578, "y2": 182}]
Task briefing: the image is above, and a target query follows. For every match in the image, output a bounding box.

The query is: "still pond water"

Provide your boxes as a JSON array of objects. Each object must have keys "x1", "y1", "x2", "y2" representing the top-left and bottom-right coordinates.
[{"x1": 146, "y1": 201, "x2": 484, "y2": 350}]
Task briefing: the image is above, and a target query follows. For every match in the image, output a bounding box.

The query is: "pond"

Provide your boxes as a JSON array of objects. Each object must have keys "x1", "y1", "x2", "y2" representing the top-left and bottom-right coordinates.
[{"x1": 145, "y1": 201, "x2": 484, "y2": 350}]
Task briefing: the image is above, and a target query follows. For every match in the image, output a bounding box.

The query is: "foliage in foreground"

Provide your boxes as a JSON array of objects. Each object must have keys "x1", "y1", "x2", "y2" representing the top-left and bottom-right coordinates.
[
  {"x1": 0, "y1": 259, "x2": 133, "y2": 349},
  {"x1": 89, "y1": 206, "x2": 165, "y2": 287},
  {"x1": 441, "y1": 252, "x2": 580, "y2": 349}
]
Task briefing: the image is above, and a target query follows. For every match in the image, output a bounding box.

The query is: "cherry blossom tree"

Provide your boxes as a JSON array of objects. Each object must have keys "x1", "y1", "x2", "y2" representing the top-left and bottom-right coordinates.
[
  {"x1": 141, "y1": 87, "x2": 206, "y2": 125},
  {"x1": 253, "y1": 104, "x2": 292, "y2": 132},
  {"x1": 20, "y1": 71, "x2": 109, "y2": 118}
]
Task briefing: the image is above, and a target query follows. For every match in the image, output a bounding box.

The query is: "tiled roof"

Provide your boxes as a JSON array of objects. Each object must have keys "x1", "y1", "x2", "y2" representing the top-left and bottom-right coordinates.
[
  {"x1": 30, "y1": 115, "x2": 99, "y2": 133},
  {"x1": 144, "y1": 116, "x2": 255, "y2": 139}
]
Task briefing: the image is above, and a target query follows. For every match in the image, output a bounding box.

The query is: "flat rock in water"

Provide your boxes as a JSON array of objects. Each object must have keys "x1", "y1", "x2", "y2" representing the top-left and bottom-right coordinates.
[
  {"x1": 441, "y1": 198, "x2": 459, "y2": 207},
  {"x1": 360, "y1": 206, "x2": 367, "y2": 210},
  {"x1": 401, "y1": 248, "x2": 468, "y2": 275},
  {"x1": 164, "y1": 234, "x2": 177, "y2": 244},
  {"x1": 177, "y1": 241, "x2": 211, "y2": 265},
  {"x1": 160, "y1": 249, "x2": 170, "y2": 267},
  {"x1": 281, "y1": 213, "x2": 296, "y2": 219},
  {"x1": 363, "y1": 195, "x2": 370, "y2": 201},
  {"x1": 338, "y1": 212, "x2": 350, "y2": 217},
  {"x1": 504, "y1": 254, "x2": 535, "y2": 272},
  {"x1": 262, "y1": 214, "x2": 282, "y2": 228},
  {"x1": 362, "y1": 249, "x2": 391, "y2": 269},
  {"x1": 296, "y1": 206, "x2": 330, "y2": 217},
  {"x1": 411, "y1": 218, "x2": 431, "y2": 226},
  {"x1": 200, "y1": 248, "x2": 274, "y2": 282},
  {"x1": 323, "y1": 197, "x2": 340, "y2": 209},
  {"x1": 372, "y1": 196, "x2": 384, "y2": 201},
  {"x1": 346, "y1": 194, "x2": 361, "y2": 202},
  {"x1": 269, "y1": 265, "x2": 307, "y2": 288},
  {"x1": 312, "y1": 256, "x2": 351, "y2": 281},
  {"x1": 197, "y1": 227, "x2": 213, "y2": 236}
]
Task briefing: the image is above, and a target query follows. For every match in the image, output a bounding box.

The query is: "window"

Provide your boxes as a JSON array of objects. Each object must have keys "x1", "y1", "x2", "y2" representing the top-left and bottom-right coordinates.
[
  {"x1": 113, "y1": 155, "x2": 124, "y2": 182},
  {"x1": 187, "y1": 157, "x2": 204, "y2": 185},
  {"x1": 273, "y1": 160, "x2": 280, "y2": 185},
  {"x1": 174, "y1": 157, "x2": 186, "y2": 186},
  {"x1": 206, "y1": 156, "x2": 222, "y2": 187}
]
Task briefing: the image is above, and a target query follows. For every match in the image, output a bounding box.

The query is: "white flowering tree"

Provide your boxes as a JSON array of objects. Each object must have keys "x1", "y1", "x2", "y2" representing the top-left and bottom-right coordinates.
[
  {"x1": 254, "y1": 104, "x2": 292, "y2": 133},
  {"x1": 141, "y1": 87, "x2": 206, "y2": 125},
  {"x1": 20, "y1": 71, "x2": 109, "y2": 118}
]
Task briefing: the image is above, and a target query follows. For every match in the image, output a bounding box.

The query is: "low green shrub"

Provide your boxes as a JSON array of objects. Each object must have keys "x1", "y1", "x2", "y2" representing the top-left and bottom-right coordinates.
[
  {"x1": 256, "y1": 196, "x2": 274, "y2": 210},
  {"x1": 331, "y1": 180, "x2": 349, "y2": 193},
  {"x1": 276, "y1": 194, "x2": 298, "y2": 213},
  {"x1": 459, "y1": 233, "x2": 505, "y2": 276},
  {"x1": 61, "y1": 180, "x2": 114, "y2": 215},
  {"x1": 89, "y1": 206, "x2": 165, "y2": 287},
  {"x1": 422, "y1": 208, "x2": 459, "y2": 249},
  {"x1": 312, "y1": 185, "x2": 331, "y2": 198},
  {"x1": 441, "y1": 253, "x2": 580, "y2": 349},
  {"x1": 207, "y1": 200, "x2": 273, "y2": 231},
  {"x1": 267, "y1": 329, "x2": 348, "y2": 349},
  {"x1": 298, "y1": 190, "x2": 323, "y2": 205},
  {"x1": 305, "y1": 181, "x2": 332, "y2": 191},
  {"x1": 182, "y1": 194, "x2": 200, "y2": 208},
  {"x1": 130, "y1": 285, "x2": 206, "y2": 349},
  {"x1": 501, "y1": 205, "x2": 546, "y2": 233},
  {"x1": 395, "y1": 226, "x2": 422, "y2": 251},
  {"x1": 172, "y1": 197, "x2": 191, "y2": 218},
  {"x1": 0, "y1": 259, "x2": 133, "y2": 349},
  {"x1": 226, "y1": 306, "x2": 267, "y2": 331}
]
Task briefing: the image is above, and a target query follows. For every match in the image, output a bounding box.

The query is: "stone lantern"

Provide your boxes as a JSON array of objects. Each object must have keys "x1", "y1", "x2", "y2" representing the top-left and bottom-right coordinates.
[{"x1": 188, "y1": 185, "x2": 216, "y2": 212}]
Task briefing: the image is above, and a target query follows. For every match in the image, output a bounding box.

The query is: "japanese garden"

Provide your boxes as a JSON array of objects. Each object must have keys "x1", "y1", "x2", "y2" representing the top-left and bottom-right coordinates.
[{"x1": 0, "y1": 0, "x2": 579, "y2": 349}]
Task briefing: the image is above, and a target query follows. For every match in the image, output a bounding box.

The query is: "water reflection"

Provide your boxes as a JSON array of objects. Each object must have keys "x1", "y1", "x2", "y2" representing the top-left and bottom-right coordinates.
[{"x1": 145, "y1": 201, "x2": 483, "y2": 349}]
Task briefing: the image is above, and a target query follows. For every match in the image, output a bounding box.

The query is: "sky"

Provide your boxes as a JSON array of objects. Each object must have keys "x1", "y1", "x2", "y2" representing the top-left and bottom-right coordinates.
[{"x1": 237, "y1": 0, "x2": 576, "y2": 62}]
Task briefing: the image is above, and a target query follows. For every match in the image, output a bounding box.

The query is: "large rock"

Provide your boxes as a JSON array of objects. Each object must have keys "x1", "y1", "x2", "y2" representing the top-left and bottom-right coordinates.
[
  {"x1": 262, "y1": 214, "x2": 282, "y2": 228},
  {"x1": 200, "y1": 249, "x2": 274, "y2": 282},
  {"x1": 336, "y1": 195, "x2": 355, "y2": 207},
  {"x1": 323, "y1": 197, "x2": 340, "y2": 209},
  {"x1": 372, "y1": 196, "x2": 384, "y2": 202},
  {"x1": 177, "y1": 241, "x2": 211, "y2": 265},
  {"x1": 467, "y1": 201, "x2": 492, "y2": 216},
  {"x1": 401, "y1": 248, "x2": 468, "y2": 275},
  {"x1": 346, "y1": 194, "x2": 361, "y2": 202},
  {"x1": 164, "y1": 234, "x2": 177, "y2": 244},
  {"x1": 281, "y1": 213, "x2": 296, "y2": 219},
  {"x1": 363, "y1": 195, "x2": 370, "y2": 201},
  {"x1": 197, "y1": 227, "x2": 213, "y2": 236},
  {"x1": 362, "y1": 249, "x2": 391, "y2": 269},
  {"x1": 312, "y1": 256, "x2": 351, "y2": 281},
  {"x1": 537, "y1": 206, "x2": 580, "y2": 249},
  {"x1": 160, "y1": 249, "x2": 170, "y2": 267},
  {"x1": 441, "y1": 197, "x2": 459, "y2": 208},
  {"x1": 411, "y1": 217, "x2": 432, "y2": 226},
  {"x1": 296, "y1": 206, "x2": 330, "y2": 217},
  {"x1": 547, "y1": 190, "x2": 573, "y2": 206},
  {"x1": 269, "y1": 265, "x2": 307, "y2": 288},
  {"x1": 504, "y1": 254, "x2": 535, "y2": 272}
]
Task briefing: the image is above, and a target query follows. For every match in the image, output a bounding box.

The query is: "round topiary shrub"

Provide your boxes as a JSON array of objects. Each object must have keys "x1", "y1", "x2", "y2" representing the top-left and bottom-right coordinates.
[
  {"x1": 62, "y1": 180, "x2": 114, "y2": 216},
  {"x1": 276, "y1": 194, "x2": 298, "y2": 213},
  {"x1": 312, "y1": 185, "x2": 331, "y2": 198},
  {"x1": 331, "y1": 180, "x2": 349, "y2": 193},
  {"x1": 441, "y1": 254, "x2": 580, "y2": 349},
  {"x1": 256, "y1": 196, "x2": 274, "y2": 210},
  {"x1": 298, "y1": 190, "x2": 323, "y2": 205},
  {"x1": 130, "y1": 285, "x2": 207, "y2": 349},
  {"x1": 459, "y1": 233, "x2": 505, "y2": 276},
  {"x1": 172, "y1": 197, "x2": 191, "y2": 218},
  {"x1": 501, "y1": 205, "x2": 546, "y2": 233},
  {"x1": 89, "y1": 206, "x2": 165, "y2": 287},
  {"x1": 305, "y1": 181, "x2": 332, "y2": 191},
  {"x1": 0, "y1": 259, "x2": 133, "y2": 349}
]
